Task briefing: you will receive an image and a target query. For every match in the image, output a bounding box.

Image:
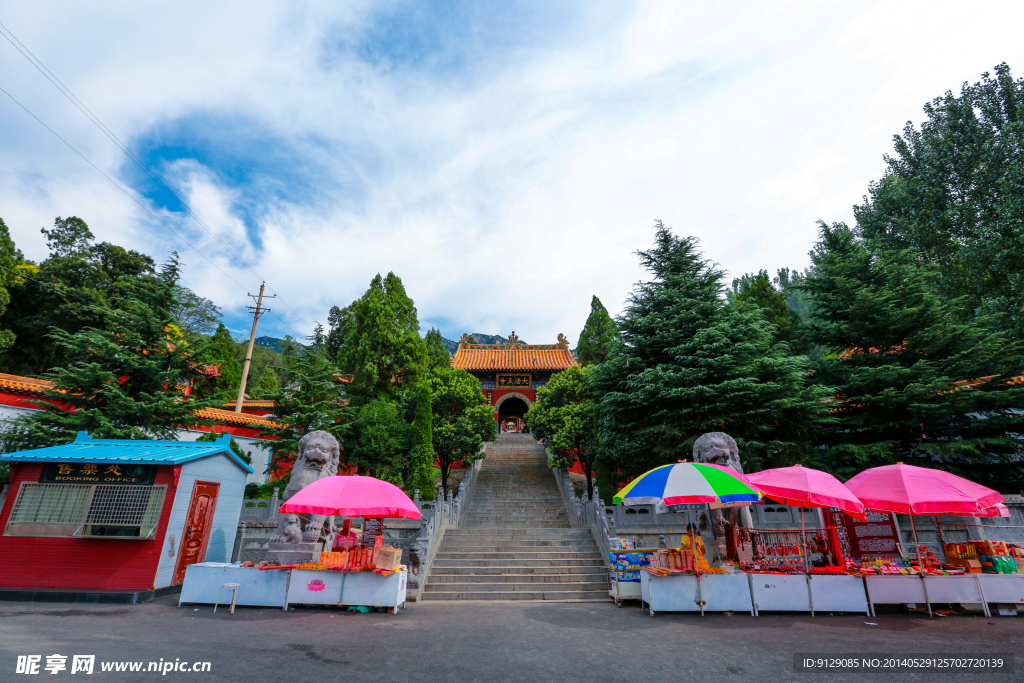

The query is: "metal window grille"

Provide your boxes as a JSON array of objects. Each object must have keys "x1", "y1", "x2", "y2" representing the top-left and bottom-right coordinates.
[
  {"x1": 8, "y1": 484, "x2": 91, "y2": 524},
  {"x1": 5, "y1": 483, "x2": 166, "y2": 538},
  {"x1": 85, "y1": 486, "x2": 165, "y2": 526}
]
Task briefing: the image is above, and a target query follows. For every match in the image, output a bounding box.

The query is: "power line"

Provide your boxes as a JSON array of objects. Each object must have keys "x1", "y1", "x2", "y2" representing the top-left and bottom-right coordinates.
[{"x1": 0, "y1": 20, "x2": 316, "y2": 336}]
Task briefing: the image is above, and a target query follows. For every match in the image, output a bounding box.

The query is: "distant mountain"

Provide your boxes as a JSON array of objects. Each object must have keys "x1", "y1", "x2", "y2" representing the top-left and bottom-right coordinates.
[
  {"x1": 253, "y1": 336, "x2": 291, "y2": 354},
  {"x1": 441, "y1": 333, "x2": 526, "y2": 355}
]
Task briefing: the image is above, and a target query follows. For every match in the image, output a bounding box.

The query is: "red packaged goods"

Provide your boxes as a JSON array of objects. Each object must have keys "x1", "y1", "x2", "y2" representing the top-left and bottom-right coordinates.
[{"x1": 977, "y1": 541, "x2": 1008, "y2": 556}]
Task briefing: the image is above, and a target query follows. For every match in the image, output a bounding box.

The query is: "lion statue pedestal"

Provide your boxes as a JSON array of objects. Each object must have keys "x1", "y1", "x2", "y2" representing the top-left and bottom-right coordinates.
[{"x1": 266, "y1": 430, "x2": 341, "y2": 565}]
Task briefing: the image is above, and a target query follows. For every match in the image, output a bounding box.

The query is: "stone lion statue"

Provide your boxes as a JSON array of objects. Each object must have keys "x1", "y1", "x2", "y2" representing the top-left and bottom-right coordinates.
[
  {"x1": 270, "y1": 430, "x2": 341, "y2": 544},
  {"x1": 692, "y1": 432, "x2": 753, "y2": 562}
]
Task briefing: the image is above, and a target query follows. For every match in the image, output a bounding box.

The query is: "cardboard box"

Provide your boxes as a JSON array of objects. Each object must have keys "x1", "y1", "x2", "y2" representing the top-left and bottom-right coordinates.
[
  {"x1": 977, "y1": 541, "x2": 1009, "y2": 556},
  {"x1": 375, "y1": 547, "x2": 403, "y2": 571},
  {"x1": 946, "y1": 558, "x2": 982, "y2": 573}
]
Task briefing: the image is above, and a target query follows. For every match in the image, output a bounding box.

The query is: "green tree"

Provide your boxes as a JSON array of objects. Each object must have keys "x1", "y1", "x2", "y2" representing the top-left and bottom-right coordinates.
[
  {"x1": 348, "y1": 399, "x2": 412, "y2": 486},
  {"x1": 728, "y1": 270, "x2": 801, "y2": 348},
  {"x1": 427, "y1": 366, "x2": 496, "y2": 495},
  {"x1": 335, "y1": 272, "x2": 427, "y2": 403},
  {"x1": 0, "y1": 217, "x2": 24, "y2": 353},
  {"x1": 854, "y1": 63, "x2": 1024, "y2": 339},
  {"x1": 200, "y1": 323, "x2": 242, "y2": 400},
  {"x1": 527, "y1": 366, "x2": 600, "y2": 498},
  {"x1": 325, "y1": 303, "x2": 354, "y2": 363},
  {"x1": 0, "y1": 257, "x2": 214, "y2": 449},
  {"x1": 424, "y1": 328, "x2": 451, "y2": 370},
  {"x1": 252, "y1": 366, "x2": 280, "y2": 398},
  {"x1": 195, "y1": 428, "x2": 251, "y2": 465},
  {"x1": 592, "y1": 221, "x2": 830, "y2": 480},
  {"x1": 258, "y1": 347, "x2": 352, "y2": 480},
  {"x1": 408, "y1": 382, "x2": 437, "y2": 498},
  {"x1": 0, "y1": 216, "x2": 158, "y2": 375},
  {"x1": 802, "y1": 222, "x2": 1024, "y2": 488},
  {"x1": 575, "y1": 296, "x2": 619, "y2": 366},
  {"x1": 171, "y1": 286, "x2": 221, "y2": 336}
]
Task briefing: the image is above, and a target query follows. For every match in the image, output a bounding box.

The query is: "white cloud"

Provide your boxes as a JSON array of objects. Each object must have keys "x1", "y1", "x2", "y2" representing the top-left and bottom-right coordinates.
[{"x1": 1, "y1": 0, "x2": 1023, "y2": 345}]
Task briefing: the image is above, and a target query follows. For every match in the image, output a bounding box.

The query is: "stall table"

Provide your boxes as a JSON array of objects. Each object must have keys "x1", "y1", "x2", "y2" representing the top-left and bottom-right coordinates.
[
  {"x1": 287, "y1": 568, "x2": 407, "y2": 611},
  {"x1": 179, "y1": 563, "x2": 407, "y2": 612},
  {"x1": 863, "y1": 573, "x2": 995, "y2": 617},
  {"x1": 747, "y1": 574, "x2": 870, "y2": 615},
  {"x1": 640, "y1": 572, "x2": 754, "y2": 615},
  {"x1": 179, "y1": 563, "x2": 290, "y2": 609}
]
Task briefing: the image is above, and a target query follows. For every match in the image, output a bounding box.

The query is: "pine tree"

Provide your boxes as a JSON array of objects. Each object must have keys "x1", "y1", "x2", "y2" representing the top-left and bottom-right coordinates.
[
  {"x1": 803, "y1": 222, "x2": 1024, "y2": 488},
  {"x1": 424, "y1": 328, "x2": 451, "y2": 370},
  {"x1": 728, "y1": 270, "x2": 801, "y2": 347},
  {"x1": 348, "y1": 399, "x2": 412, "y2": 487},
  {"x1": 258, "y1": 347, "x2": 352, "y2": 480},
  {"x1": 336, "y1": 272, "x2": 426, "y2": 403},
  {"x1": 1, "y1": 257, "x2": 215, "y2": 449},
  {"x1": 576, "y1": 296, "x2": 619, "y2": 366},
  {"x1": 252, "y1": 366, "x2": 279, "y2": 398},
  {"x1": 592, "y1": 221, "x2": 830, "y2": 479}
]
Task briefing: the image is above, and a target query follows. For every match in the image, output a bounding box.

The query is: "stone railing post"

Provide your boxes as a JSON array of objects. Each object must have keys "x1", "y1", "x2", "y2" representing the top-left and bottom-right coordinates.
[{"x1": 270, "y1": 487, "x2": 280, "y2": 521}]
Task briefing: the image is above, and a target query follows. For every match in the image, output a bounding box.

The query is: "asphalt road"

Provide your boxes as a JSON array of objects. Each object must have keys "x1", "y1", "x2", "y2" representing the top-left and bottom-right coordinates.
[{"x1": 0, "y1": 597, "x2": 1021, "y2": 683}]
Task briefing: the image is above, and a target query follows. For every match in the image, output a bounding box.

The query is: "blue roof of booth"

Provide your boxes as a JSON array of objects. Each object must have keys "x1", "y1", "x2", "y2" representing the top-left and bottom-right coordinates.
[{"x1": 0, "y1": 431, "x2": 253, "y2": 473}]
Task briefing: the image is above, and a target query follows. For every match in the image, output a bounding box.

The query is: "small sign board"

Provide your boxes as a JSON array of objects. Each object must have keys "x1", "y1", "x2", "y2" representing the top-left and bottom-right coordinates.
[
  {"x1": 496, "y1": 373, "x2": 532, "y2": 389},
  {"x1": 40, "y1": 462, "x2": 157, "y2": 485},
  {"x1": 827, "y1": 508, "x2": 904, "y2": 560},
  {"x1": 362, "y1": 518, "x2": 384, "y2": 546}
]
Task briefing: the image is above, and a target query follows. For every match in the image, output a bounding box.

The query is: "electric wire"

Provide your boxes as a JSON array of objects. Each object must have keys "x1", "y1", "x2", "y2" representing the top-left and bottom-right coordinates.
[{"x1": 0, "y1": 20, "x2": 315, "y2": 335}]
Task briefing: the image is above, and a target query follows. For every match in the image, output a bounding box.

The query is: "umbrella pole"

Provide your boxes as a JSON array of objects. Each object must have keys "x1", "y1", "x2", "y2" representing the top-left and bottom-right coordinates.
[
  {"x1": 910, "y1": 514, "x2": 932, "y2": 617},
  {"x1": 691, "y1": 511, "x2": 704, "y2": 617},
  {"x1": 801, "y1": 506, "x2": 814, "y2": 617},
  {"x1": 935, "y1": 516, "x2": 944, "y2": 545}
]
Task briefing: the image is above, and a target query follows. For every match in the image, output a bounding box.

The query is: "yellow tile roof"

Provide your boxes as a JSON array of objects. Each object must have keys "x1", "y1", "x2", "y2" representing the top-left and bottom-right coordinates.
[{"x1": 451, "y1": 333, "x2": 579, "y2": 372}]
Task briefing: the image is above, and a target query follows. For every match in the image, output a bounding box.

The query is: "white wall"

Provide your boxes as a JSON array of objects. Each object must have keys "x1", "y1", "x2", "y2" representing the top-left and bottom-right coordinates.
[
  {"x1": 154, "y1": 453, "x2": 248, "y2": 589},
  {"x1": 177, "y1": 429, "x2": 272, "y2": 486}
]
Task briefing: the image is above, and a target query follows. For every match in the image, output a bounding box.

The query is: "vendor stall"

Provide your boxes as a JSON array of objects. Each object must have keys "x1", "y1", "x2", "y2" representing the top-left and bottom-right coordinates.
[
  {"x1": 180, "y1": 474, "x2": 419, "y2": 612},
  {"x1": 641, "y1": 570, "x2": 753, "y2": 615}
]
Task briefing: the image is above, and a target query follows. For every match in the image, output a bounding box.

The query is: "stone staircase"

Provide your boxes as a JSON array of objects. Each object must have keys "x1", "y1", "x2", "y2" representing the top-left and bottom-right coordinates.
[{"x1": 421, "y1": 433, "x2": 607, "y2": 601}]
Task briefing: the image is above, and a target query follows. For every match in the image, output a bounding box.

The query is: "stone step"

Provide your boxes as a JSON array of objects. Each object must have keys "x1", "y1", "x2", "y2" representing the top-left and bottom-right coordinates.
[
  {"x1": 435, "y1": 551, "x2": 603, "y2": 560},
  {"x1": 420, "y1": 589, "x2": 608, "y2": 601},
  {"x1": 427, "y1": 573, "x2": 607, "y2": 584},
  {"x1": 432, "y1": 558, "x2": 604, "y2": 568},
  {"x1": 429, "y1": 565, "x2": 605, "y2": 576},
  {"x1": 445, "y1": 528, "x2": 593, "y2": 536},
  {"x1": 424, "y1": 581, "x2": 608, "y2": 592},
  {"x1": 441, "y1": 540, "x2": 598, "y2": 549}
]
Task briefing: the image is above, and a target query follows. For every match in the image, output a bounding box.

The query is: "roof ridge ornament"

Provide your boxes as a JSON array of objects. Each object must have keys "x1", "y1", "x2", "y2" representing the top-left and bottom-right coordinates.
[
  {"x1": 557, "y1": 333, "x2": 569, "y2": 349},
  {"x1": 507, "y1": 331, "x2": 519, "y2": 348}
]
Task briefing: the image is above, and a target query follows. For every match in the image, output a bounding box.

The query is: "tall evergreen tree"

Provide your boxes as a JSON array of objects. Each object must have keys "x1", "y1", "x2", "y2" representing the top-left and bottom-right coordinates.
[
  {"x1": 576, "y1": 296, "x2": 619, "y2": 366},
  {"x1": 728, "y1": 270, "x2": 801, "y2": 347},
  {"x1": 855, "y1": 63, "x2": 1024, "y2": 339},
  {"x1": 592, "y1": 221, "x2": 829, "y2": 479},
  {"x1": 201, "y1": 323, "x2": 242, "y2": 400},
  {"x1": 803, "y1": 222, "x2": 1024, "y2": 488},
  {"x1": 348, "y1": 399, "x2": 412, "y2": 487},
  {"x1": 258, "y1": 347, "x2": 351, "y2": 480},
  {"x1": 1, "y1": 257, "x2": 214, "y2": 449},
  {"x1": 424, "y1": 328, "x2": 451, "y2": 370},
  {"x1": 335, "y1": 272, "x2": 426, "y2": 403}
]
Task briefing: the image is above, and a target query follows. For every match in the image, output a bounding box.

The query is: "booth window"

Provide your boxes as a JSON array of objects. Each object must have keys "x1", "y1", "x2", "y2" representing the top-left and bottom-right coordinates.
[{"x1": 4, "y1": 483, "x2": 167, "y2": 540}]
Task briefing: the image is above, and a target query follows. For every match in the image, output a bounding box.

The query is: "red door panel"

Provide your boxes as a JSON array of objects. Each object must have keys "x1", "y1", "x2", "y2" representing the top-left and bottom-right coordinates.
[{"x1": 173, "y1": 481, "x2": 220, "y2": 584}]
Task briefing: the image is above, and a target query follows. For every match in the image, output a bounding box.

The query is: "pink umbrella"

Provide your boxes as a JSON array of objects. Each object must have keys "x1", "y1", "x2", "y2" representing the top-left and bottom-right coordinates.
[
  {"x1": 844, "y1": 463, "x2": 1003, "y2": 515},
  {"x1": 279, "y1": 476, "x2": 422, "y2": 520},
  {"x1": 845, "y1": 463, "x2": 1004, "y2": 616},
  {"x1": 747, "y1": 465, "x2": 866, "y2": 575},
  {"x1": 747, "y1": 465, "x2": 866, "y2": 520}
]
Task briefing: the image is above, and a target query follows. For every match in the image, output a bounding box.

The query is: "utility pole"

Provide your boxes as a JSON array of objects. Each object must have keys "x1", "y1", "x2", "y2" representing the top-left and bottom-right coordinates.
[{"x1": 235, "y1": 283, "x2": 275, "y2": 413}]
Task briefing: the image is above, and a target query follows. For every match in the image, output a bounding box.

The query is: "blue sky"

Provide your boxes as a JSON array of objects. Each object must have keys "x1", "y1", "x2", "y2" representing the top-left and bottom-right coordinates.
[{"x1": 2, "y1": 1, "x2": 1024, "y2": 344}]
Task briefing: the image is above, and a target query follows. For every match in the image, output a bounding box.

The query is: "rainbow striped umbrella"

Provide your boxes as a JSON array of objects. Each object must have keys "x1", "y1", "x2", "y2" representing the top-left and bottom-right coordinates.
[{"x1": 613, "y1": 462, "x2": 761, "y2": 509}]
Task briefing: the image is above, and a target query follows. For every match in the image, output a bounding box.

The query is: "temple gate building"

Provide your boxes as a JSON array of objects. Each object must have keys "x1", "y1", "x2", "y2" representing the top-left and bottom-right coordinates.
[{"x1": 451, "y1": 332, "x2": 579, "y2": 432}]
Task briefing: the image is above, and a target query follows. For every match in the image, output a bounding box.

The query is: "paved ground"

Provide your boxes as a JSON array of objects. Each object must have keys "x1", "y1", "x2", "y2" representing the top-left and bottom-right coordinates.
[{"x1": 1, "y1": 597, "x2": 1021, "y2": 682}]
